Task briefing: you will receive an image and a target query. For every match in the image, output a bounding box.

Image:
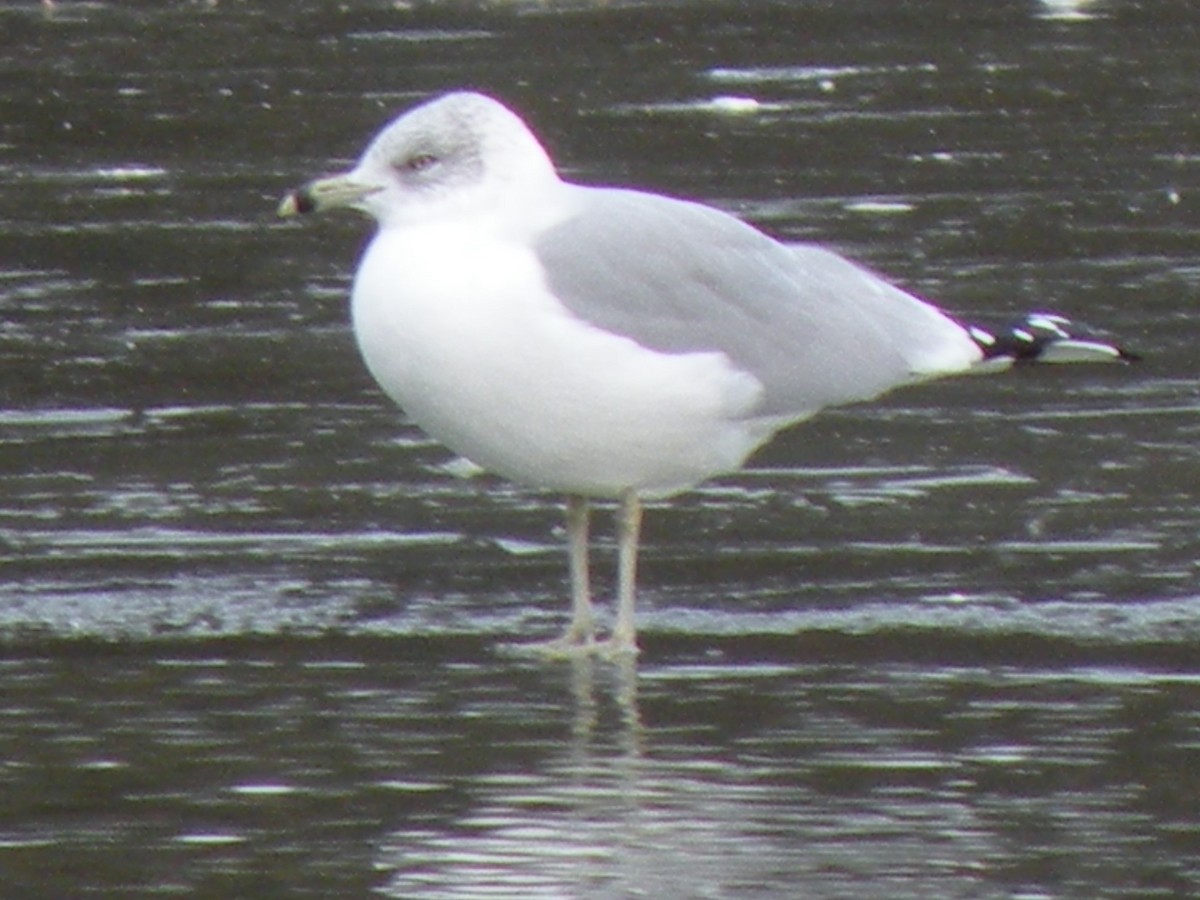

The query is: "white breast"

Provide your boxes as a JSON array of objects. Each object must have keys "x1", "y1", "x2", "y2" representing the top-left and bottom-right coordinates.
[{"x1": 350, "y1": 226, "x2": 776, "y2": 498}]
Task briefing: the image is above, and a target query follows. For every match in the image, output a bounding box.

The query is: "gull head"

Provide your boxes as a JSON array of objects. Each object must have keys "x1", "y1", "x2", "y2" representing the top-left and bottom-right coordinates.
[{"x1": 278, "y1": 92, "x2": 561, "y2": 230}]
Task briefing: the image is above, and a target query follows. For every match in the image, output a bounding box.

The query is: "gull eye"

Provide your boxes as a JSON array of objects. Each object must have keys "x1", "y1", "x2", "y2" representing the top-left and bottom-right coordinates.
[{"x1": 399, "y1": 153, "x2": 438, "y2": 174}]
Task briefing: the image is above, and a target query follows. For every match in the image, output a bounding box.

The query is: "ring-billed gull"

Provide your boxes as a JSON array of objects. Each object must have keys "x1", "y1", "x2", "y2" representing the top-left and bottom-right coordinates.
[{"x1": 278, "y1": 91, "x2": 1134, "y2": 656}]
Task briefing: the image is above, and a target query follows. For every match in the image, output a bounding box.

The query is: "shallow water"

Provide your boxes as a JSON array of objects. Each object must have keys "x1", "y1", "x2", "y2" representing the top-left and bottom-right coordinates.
[{"x1": 1, "y1": 0, "x2": 1199, "y2": 896}]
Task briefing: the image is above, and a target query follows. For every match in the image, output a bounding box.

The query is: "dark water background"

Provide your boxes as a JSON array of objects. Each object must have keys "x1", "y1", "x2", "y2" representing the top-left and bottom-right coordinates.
[{"x1": 2, "y1": 0, "x2": 1199, "y2": 896}]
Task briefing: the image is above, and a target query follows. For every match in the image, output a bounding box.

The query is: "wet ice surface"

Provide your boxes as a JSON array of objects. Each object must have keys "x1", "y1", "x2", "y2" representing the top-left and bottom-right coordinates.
[
  {"x1": 4, "y1": 643, "x2": 1199, "y2": 898},
  {"x1": 2, "y1": 0, "x2": 1199, "y2": 896}
]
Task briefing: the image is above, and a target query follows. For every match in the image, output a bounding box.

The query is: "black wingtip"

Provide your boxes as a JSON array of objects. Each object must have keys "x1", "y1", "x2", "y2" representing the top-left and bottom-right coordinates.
[{"x1": 967, "y1": 313, "x2": 1139, "y2": 366}]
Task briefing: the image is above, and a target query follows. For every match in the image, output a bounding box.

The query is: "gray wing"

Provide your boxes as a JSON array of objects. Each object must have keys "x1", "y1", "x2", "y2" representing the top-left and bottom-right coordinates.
[{"x1": 535, "y1": 185, "x2": 978, "y2": 418}]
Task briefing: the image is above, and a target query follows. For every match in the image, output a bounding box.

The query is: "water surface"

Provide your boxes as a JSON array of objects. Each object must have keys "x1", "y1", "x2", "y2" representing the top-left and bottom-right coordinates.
[{"x1": 1, "y1": 0, "x2": 1198, "y2": 896}]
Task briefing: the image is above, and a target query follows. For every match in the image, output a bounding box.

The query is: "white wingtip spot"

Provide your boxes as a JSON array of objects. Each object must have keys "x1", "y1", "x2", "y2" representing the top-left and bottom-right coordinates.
[
  {"x1": 1026, "y1": 313, "x2": 1072, "y2": 338},
  {"x1": 968, "y1": 326, "x2": 996, "y2": 346},
  {"x1": 1035, "y1": 340, "x2": 1123, "y2": 363}
]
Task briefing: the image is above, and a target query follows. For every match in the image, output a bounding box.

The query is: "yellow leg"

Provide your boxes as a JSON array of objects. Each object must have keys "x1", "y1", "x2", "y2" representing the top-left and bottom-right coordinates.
[
  {"x1": 562, "y1": 494, "x2": 595, "y2": 646},
  {"x1": 605, "y1": 490, "x2": 642, "y2": 656}
]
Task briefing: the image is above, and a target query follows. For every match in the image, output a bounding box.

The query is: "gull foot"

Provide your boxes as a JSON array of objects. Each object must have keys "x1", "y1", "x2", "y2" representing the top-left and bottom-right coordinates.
[
  {"x1": 499, "y1": 631, "x2": 596, "y2": 660},
  {"x1": 499, "y1": 632, "x2": 638, "y2": 661},
  {"x1": 593, "y1": 636, "x2": 640, "y2": 660}
]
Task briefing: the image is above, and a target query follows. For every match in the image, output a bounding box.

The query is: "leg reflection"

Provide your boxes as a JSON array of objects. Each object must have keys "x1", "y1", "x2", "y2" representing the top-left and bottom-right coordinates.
[{"x1": 564, "y1": 653, "x2": 642, "y2": 757}]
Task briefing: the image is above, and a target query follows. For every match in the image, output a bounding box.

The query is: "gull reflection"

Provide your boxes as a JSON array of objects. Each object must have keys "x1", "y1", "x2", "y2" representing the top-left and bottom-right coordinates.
[
  {"x1": 373, "y1": 657, "x2": 791, "y2": 899},
  {"x1": 566, "y1": 655, "x2": 643, "y2": 759}
]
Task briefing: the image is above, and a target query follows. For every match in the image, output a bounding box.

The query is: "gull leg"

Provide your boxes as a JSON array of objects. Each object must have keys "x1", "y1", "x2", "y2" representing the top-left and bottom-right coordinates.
[
  {"x1": 561, "y1": 494, "x2": 595, "y2": 646},
  {"x1": 604, "y1": 490, "x2": 642, "y2": 656},
  {"x1": 506, "y1": 495, "x2": 595, "y2": 658}
]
